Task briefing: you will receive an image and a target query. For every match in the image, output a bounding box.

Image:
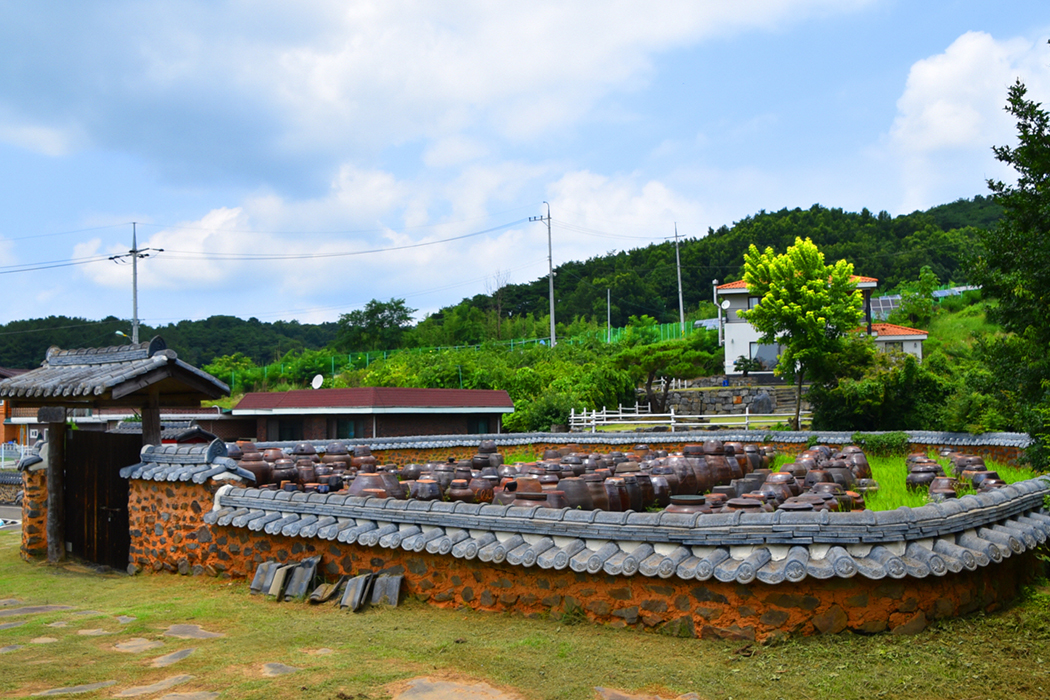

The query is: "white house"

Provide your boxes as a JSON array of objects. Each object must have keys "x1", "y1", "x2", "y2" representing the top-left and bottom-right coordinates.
[
  {"x1": 865, "y1": 322, "x2": 928, "y2": 361},
  {"x1": 715, "y1": 275, "x2": 883, "y2": 374}
]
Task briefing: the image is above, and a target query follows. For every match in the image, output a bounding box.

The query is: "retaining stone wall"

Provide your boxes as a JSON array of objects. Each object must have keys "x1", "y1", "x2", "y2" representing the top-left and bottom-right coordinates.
[
  {"x1": 20, "y1": 470, "x2": 46, "y2": 560},
  {"x1": 124, "y1": 478, "x2": 1041, "y2": 642}
]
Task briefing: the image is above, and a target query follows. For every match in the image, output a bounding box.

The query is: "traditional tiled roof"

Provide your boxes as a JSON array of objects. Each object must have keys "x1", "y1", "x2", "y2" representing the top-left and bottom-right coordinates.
[
  {"x1": 0, "y1": 337, "x2": 229, "y2": 405},
  {"x1": 109, "y1": 420, "x2": 219, "y2": 443},
  {"x1": 0, "y1": 366, "x2": 28, "y2": 380},
  {"x1": 204, "y1": 476, "x2": 1050, "y2": 585},
  {"x1": 867, "y1": 322, "x2": 928, "y2": 338},
  {"x1": 234, "y1": 387, "x2": 514, "y2": 414},
  {"x1": 718, "y1": 275, "x2": 878, "y2": 292},
  {"x1": 119, "y1": 438, "x2": 254, "y2": 484}
]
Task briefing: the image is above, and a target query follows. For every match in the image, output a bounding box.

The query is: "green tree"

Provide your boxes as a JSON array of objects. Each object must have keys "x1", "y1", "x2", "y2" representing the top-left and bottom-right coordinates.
[
  {"x1": 739, "y1": 236, "x2": 863, "y2": 428},
  {"x1": 969, "y1": 79, "x2": 1050, "y2": 466},
  {"x1": 614, "y1": 330, "x2": 720, "y2": 412},
  {"x1": 888, "y1": 264, "x2": 939, "y2": 328},
  {"x1": 336, "y1": 298, "x2": 416, "y2": 351}
]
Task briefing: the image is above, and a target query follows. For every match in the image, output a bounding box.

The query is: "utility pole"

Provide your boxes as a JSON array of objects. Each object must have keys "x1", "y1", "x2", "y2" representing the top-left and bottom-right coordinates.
[
  {"x1": 606, "y1": 288, "x2": 611, "y2": 343},
  {"x1": 674, "y1": 223, "x2": 685, "y2": 337},
  {"x1": 530, "y1": 202, "x2": 555, "y2": 347},
  {"x1": 110, "y1": 223, "x2": 162, "y2": 343}
]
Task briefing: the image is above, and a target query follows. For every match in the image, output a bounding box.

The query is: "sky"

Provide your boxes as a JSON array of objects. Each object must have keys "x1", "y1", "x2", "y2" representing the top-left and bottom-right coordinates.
[{"x1": 1, "y1": 1, "x2": 1048, "y2": 332}]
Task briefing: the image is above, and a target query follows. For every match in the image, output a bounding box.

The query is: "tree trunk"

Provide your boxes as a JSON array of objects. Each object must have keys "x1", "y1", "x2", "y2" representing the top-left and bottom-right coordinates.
[
  {"x1": 794, "y1": 368, "x2": 806, "y2": 430},
  {"x1": 644, "y1": 371, "x2": 658, "y2": 411}
]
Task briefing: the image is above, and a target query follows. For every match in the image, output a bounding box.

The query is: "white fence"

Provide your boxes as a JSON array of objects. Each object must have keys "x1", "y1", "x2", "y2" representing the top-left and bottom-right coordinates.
[
  {"x1": 0, "y1": 443, "x2": 29, "y2": 468},
  {"x1": 569, "y1": 406, "x2": 810, "y2": 433}
]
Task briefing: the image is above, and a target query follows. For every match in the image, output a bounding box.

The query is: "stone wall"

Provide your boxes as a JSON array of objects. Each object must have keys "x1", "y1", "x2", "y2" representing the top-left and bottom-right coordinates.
[
  {"x1": 20, "y1": 470, "x2": 46, "y2": 560},
  {"x1": 123, "y1": 478, "x2": 1042, "y2": 642}
]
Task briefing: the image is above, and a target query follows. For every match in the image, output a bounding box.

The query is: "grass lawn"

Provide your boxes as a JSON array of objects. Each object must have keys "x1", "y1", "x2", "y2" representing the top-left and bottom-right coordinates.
[{"x1": 2, "y1": 530, "x2": 1050, "y2": 699}]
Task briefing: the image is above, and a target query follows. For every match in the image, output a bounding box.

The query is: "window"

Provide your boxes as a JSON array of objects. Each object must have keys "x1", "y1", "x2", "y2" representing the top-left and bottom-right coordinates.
[
  {"x1": 469, "y1": 417, "x2": 490, "y2": 434},
  {"x1": 882, "y1": 341, "x2": 904, "y2": 353},
  {"x1": 336, "y1": 417, "x2": 358, "y2": 439},
  {"x1": 278, "y1": 419, "x2": 303, "y2": 441},
  {"x1": 748, "y1": 342, "x2": 782, "y2": 371},
  {"x1": 748, "y1": 296, "x2": 761, "y2": 310}
]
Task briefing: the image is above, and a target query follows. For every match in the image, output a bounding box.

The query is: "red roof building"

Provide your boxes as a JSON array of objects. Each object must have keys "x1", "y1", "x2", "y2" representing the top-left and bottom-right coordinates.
[{"x1": 232, "y1": 387, "x2": 514, "y2": 441}]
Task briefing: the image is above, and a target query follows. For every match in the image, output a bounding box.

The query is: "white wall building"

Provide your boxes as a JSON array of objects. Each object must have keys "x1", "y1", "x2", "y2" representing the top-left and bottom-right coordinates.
[{"x1": 715, "y1": 275, "x2": 898, "y2": 374}]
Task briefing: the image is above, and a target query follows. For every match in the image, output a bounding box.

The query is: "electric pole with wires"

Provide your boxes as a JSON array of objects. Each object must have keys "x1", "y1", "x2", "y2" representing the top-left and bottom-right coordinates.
[
  {"x1": 109, "y1": 223, "x2": 162, "y2": 343},
  {"x1": 530, "y1": 202, "x2": 555, "y2": 347}
]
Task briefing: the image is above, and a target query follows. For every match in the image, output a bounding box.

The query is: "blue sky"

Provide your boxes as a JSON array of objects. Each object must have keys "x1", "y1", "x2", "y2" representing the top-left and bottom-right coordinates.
[{"x1": 1, "y1": 1, "x2": 1048, "y2": 331}]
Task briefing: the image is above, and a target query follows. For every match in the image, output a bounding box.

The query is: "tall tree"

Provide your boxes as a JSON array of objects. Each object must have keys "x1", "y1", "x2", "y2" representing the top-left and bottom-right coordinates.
[
  {"x1": 739, "y1": 237, "x2": 863, "y2": 428},
  {"x1": 969, "y1": 79, "x2": 1050, "y2": 466},
  {"x1": 336, "y1": 298, "x2": 416, "y2": 351}
]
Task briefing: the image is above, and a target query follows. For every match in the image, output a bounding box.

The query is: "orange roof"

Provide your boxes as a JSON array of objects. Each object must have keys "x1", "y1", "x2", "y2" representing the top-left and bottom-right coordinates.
[
  {"x1": 717, "y1": 274, "x2": 878, "y2": 291},
  {"x1": 863, "y1": 322, "x2": 928, "y2": 337}
]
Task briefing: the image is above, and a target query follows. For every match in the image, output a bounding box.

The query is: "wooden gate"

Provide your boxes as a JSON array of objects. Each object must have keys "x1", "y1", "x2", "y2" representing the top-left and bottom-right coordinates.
[{"x1": 64, "y1": 431, "x2": 141, "y2": 569}]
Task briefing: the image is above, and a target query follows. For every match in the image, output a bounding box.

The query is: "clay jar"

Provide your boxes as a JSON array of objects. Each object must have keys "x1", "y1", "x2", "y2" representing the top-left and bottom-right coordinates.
[
  {"x1": 664, "y1": 494, "x2": 711, "y2": 515},
  {"x1": 448, "y1": 479, "x2": 475, "y2": 503},
  {"x1": 557, "y1": 477, "x2": 593, "y2": 510},
  {"x1": 347, "y1": 472, "x2": 386, "y2": 497},
  {"x1": 634, "y1": 472, "x2": 656, "y2": 508},
  {"x1": 379, "y1": 471, "x2": 406, "y2": 499},
  {"x1": 723, "y1": 497, "x2": 763, "y2": 513},
  {"x1": 666, "y1": 457, "x2": 699, "y2": 495},
  {"x1": 648, "y1": 471, "x2": 672, "y2": 507},
  {"x1": 803, "y1": 469, "x2": 833, "y2": 490},
  {"x1": 468, "y1": 476, "x2": 495, "y2": 504},
  {"x1": 545, "y1": 490, "x2": 570, "y2": 509},
  {"x1": 511, "y1": 491, "x2": 550, "y2": 508},
  {"x1": 515, "y1": 476, "x2": 543, "y2": 493},
  {"x1": 240, "y1": 456, "x2": 272, "y2": 486},
  {"x1": 766, "y1": 471, "x2": 800, "y2": 497},
  {"x1": 400, "y1": 463, "x2": 423, "y2": 482},
  {"x1": 621, "y1": 474, "x2": 643, "y2": 511},
  {"x1": 604, "y1": 477, "x2": 628, "y2": 512},
  {"x1": 584, "y1": 474, "x2": 610, "y2": 511},
  {"x1": 409, "y1": 479, "x2": 442, "y2": 501},
  {"x1": 271, "y1": 459, "x2": 297, "y2": 485},
  {"x1": 651, "y1": 466, "x2": 680, "y2": 496},
  {"x1": 295, "y1": 461, "x2": 316, "y2": 485},
  {"x1": 262, "y1": 448, "x2": 286, "y2": 463}
]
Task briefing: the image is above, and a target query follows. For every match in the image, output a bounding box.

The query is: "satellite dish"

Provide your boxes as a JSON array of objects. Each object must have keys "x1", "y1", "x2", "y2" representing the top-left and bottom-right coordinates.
[
  {"x1": 720, "y1": 299, "x2": 731, "y2": 310},
  {"x1": 311, "y1": 374, "x2": 324, "y2": 390}
]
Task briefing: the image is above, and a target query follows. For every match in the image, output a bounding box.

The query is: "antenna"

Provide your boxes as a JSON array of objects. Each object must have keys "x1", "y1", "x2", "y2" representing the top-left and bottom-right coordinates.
[
  {"x1": 109, "y1": 222, "x2": 163, "y2": 343},
  {"x1": 311, "y1": 374, "x2": 324, "y2": 390}
]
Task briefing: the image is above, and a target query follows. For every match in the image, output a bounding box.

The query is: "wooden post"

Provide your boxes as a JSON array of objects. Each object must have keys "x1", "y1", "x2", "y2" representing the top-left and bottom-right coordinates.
[
  {"x1": 39, "y1": 407, "x2": 66, "y2": 564},
  {"x1": 142, "y1": 388, "x2": 161, "y2": 446}
]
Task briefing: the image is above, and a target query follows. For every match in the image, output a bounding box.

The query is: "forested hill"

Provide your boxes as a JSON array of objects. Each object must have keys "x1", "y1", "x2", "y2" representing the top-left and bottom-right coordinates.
[
  {"x1": 0, "y1": 315, "x2": 338, "y2": 370},
  {"x1": 461, "y1": 196, "x2": 999, "y2": 329},
  {"x1": 0, "y1": 196, "x2": 999, "y2": 368}
]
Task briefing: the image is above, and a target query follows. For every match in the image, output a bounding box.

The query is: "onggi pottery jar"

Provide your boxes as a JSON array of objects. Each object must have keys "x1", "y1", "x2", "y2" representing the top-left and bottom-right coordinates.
[
  {"x1": 448, "y1": 479, "x2": 475, "y2": 503},
  {"x1": 557, "y1": 477, "x2": 593, "y2": 510},
  {"x1": 409, "y1": 479, "x2": 442, "y2": 501},
  {"x1": 604, "y1": 478, "x2": 628, "y2": 512},
  {"x1": 511, "y1": 491, "x2": 550, "y2": 508},
  {"x1": 468, "y1": 476, "x2": 495, "y2": 504},
  {"x1": 664, "y1": 495, "x2": 711, "y2": 515},
  {"x1": 584, "y1": 474, "x2": 610, "y2": 511}
]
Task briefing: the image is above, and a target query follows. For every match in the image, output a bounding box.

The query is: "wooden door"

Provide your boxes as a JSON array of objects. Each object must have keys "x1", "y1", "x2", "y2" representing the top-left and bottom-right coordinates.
[{"x1": 64, "y1": 432, "x2": 141, "y2": 569}]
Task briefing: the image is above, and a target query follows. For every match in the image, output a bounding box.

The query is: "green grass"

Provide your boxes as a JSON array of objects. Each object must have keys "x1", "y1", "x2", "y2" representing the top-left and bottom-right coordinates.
[
  {"x1": 863, "y1": 454, "x2": 1037, "y2": 511},
  {"x1": 3, "y1": 531, "x2": 1050, "y2": 699},
  {"x1": 924, "y1": 302, "x2": 1000, "y2": 357}
]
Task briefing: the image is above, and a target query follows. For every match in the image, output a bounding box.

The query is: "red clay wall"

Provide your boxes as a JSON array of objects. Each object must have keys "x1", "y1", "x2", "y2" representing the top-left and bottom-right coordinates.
[{"x1": 123, "y1": 479, "x2": 1041, "y2": 642}]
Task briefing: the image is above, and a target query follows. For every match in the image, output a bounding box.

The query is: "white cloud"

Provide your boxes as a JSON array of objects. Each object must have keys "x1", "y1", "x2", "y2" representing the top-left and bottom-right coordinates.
[{"x1": 888, "y1": 31, "x2": 1050, "y2": 210}]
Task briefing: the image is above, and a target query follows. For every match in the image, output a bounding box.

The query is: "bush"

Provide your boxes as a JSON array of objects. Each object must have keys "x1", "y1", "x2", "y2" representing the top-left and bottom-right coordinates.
[{"x1": 850, "y1": 431, "x2": 911, "y2": 456}]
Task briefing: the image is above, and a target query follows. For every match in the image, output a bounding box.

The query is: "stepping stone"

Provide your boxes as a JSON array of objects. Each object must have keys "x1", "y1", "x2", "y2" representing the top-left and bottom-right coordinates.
[
  {"x1": 29, "y1": 680, "x2": 117, "y2": 696},
  {"x1": 393, "y1": 678, "x2": 520, "y2": 700},
  {"x1": 116, "y1": 616, "x2": 136, "y2": 624},
  {"x1": 157, "y1": 693, "x2": 218, "y2": 700},
  {"x1": 113, "y1": 674, "x2": 193, "y2": 697},
  {"x1": 72, "y1": 611, "x2": 104, "y2": 616},
  {"x1": 308, "y1": 648, "x2": 334, "y2": 656},
  {"x1": 594, "y1": 689, "x2": 701, "y2": 700},
  {"x1": 30, "y1": 637, "x2": 59, "y2": 644},
  {"x1": 0, "y1": 605, "x2": 73, "y2": 618},
  {"x1": 114, "y1": 638, "x2": 164, "y2": 653},
  {"x1": 46, "y1": 621, "x2": 69, "y2": 628},
  {"x1": 151, "y1": 648, "x2": 197, "y2": 668},
  {"x1": 0, "y1": 599, "x2": 22, "y2": 606},
  {"x1": 163, "y1": 625, "x2": 223, "y2": 640},
  {"x1": 76, "y1": 629, "x2": 110, "y2": 636},
  {"x1": 261, "y1": 662, "x2": 300, "y2": 677},
  {"x1": 0, "y1": 644, "x2": 22, "y2": 653},
  {"x1": 0, "y1": 621, "x2": 26, "y2": 630}
]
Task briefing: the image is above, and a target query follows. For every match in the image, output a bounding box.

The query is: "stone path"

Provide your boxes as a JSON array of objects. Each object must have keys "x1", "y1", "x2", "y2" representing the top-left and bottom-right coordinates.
[
  {"x1": 76, "y1": 628, "x2": 110, "y2": 636},
  {"x1": 0, "y1": 620, "x2": 26, "y2": 630},
  {"x1": 0, "y1": 605, "x2": 73, "y2": 618},
  {"x1": 0, "y1": 644, "x2": 22, "y2": 653},
  {"x1": 163, "y1": 624, "x2": 224, "y2": 639},
  {"x1": 113, "y1": 675, "x2": 194, "y2": 698},
  {"x1": 116, "y1": 615, "x2": 136, "y2": 624},
  {"x1": 29, "y1": 637, "x2": 58, "y2": 644},
  {"x1": 392, "y1": 678, "x2": 519, "y2": 700},
  {"x1": 45, "y1": 621, "x2": 69, "y2": 628},
  {"x1": 151, "y1": 648, "x2": 197, "y2": 668},
  {"x1": 0, "y1": 598, "x2": 22, "y2": 606},
  {"x1": 29, "y1": 680, "x2": 117, "y2": 696},
  {"x1": 261, "y1": 662, "x2": 300, "y2": 677},
  {"x1": 114, "y1": 638, "x2": 164, "y2": 653}
]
